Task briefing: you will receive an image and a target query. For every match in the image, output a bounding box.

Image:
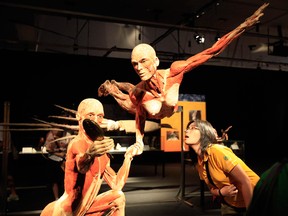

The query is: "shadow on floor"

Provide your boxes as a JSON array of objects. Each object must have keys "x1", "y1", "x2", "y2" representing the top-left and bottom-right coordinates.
[
  {"x1": 2, "y1": 153, "x2": 274, "y2": 216},
  {"x1": 3, "y1": 162, "x2": 221, "y2": 216}
]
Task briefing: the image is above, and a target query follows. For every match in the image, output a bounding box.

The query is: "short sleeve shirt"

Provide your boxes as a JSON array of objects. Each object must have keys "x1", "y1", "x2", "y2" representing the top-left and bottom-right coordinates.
[{"x1": 198, "y1": 144, "x2": 260, "y2": 208}]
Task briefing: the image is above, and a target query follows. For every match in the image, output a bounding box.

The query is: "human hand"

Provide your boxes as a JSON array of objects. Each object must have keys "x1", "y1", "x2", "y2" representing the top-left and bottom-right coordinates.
[
  {"x1": 88, "y1": 137, "x2": 114, "y2": 157},
  {"x1": 116, "y1": 121, "x2": 125, "y2": 131},
  {"x1": 125, "y1": 141, "x2": 144, "y2": 158},
  {"x1": 220, "y1": 184, "x2": 239, "y2": 197},
  {"x1": 241, "y1": 3, "x2": 269, "y2": 28},
  {"x1": 106, "y1": 120, "x2": 124, "y2": 131}
]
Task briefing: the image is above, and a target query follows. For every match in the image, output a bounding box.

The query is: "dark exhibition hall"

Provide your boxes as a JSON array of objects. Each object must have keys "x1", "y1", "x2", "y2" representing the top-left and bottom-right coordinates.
[{"x1": 1, "y1": 0, "x2": 288, "y2": 216}]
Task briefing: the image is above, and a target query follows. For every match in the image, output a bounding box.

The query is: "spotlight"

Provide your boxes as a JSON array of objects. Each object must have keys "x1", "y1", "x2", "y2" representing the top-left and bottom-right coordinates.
[{"x1": 194, "y1": 34, "x2": 205, "y2": 44}]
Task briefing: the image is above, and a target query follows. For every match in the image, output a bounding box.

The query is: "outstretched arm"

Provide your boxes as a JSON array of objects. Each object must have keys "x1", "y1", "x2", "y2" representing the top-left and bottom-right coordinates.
[
  {"x1": 98, "y1": 80, "x2": 137, "y2": 115},
  {"x1": 99, "y1": 118, "x2": 124, "y2": 131},
  {"x1": 133, "y1": 106, "x2": 146, "y2": 155},
  {"x1": 77, "y1": 138, "x2": 114, "y2": 173},
  {"x1": 104, "y1": 142, "x2": 143, "y2": 190},
  {"x1": 171, "y1": 3, "x2": 269, "y2": 74}
]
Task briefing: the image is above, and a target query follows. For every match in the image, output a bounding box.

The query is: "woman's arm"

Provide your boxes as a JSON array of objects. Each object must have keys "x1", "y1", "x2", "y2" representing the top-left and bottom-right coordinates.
[{"x1": 229, "y1": 164, "x2": 254, "y2": 208}]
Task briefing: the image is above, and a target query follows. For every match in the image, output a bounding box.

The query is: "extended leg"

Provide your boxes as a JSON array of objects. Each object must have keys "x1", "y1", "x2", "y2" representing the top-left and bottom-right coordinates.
[
  {"x1": 40, "y1": 201, "x2": 57, "y2": 216},
  {"x1": 86, "y1": 190, "x2": 125, "y2": 216}
]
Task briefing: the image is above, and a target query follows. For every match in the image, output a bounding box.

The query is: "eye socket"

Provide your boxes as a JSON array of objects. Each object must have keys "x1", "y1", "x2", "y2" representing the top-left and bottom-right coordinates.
[
  {"x1": 140, "y1": 58, "x2": 151, "y2": 66},
  {"x1": 97, "y1": 115, "x2": 104, "y2": 119}
]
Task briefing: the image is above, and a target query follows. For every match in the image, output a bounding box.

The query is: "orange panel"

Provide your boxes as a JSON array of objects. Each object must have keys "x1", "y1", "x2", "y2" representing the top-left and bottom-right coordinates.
[{"x1": 160, "y1": 101, "x2": 206, "y2": 152}]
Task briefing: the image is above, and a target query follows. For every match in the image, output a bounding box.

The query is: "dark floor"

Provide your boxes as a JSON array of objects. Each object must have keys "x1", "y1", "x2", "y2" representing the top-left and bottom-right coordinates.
[{"x1": 1, "y1": 152, "x2": 275, "y2": 216}]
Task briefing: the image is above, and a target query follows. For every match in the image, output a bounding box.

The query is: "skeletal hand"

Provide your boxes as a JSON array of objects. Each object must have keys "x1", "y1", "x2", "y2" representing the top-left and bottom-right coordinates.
[
  {"x1": 243, "y1": 3, "x2": 269, "y2": 28},
  {"x1": 88, "y1": 137, "x2": 114, "y2": 157},
  {"x1": 117, "y1": 121, "x2": 125, "y2": 131},
  {"x1": 125, "y1": 141, "x2": 144, "y2": 158}
]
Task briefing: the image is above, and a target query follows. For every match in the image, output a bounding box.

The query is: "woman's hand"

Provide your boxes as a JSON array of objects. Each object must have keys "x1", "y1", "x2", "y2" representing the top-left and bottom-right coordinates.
[{"x1": 220, "y1": 184, "x2": 239, "y2": 197}]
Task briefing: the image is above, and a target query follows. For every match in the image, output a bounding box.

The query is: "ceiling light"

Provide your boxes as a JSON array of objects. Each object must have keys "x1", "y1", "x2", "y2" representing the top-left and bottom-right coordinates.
[{"x1": 194, "y1": 34, "x2": 205, "y2": 44}]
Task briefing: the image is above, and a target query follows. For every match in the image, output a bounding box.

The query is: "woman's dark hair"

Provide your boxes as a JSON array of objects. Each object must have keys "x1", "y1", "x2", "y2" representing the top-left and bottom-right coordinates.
[{"x1": 186, "y1": 119, "x2": 218, "y2": 165}]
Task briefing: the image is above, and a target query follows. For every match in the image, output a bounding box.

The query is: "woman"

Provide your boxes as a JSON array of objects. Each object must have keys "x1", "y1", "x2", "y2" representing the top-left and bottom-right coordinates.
[{"x1": 185, "y1": 119, "x2": 259, "y2": 216}]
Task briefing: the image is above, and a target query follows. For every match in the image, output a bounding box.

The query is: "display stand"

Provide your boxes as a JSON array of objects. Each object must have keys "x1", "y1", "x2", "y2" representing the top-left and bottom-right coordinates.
[
  {"x1": 0, "y1": 101, "x2": 10, "y2": 216},
  {"x1": 175, "y1": 106, "x2": 194, "y2": 207}
]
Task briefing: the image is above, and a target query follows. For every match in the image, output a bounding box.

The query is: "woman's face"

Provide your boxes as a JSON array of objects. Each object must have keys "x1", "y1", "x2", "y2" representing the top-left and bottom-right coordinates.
[{"x1": 184, "y1": 122, "x2": 201, "y2": 146}]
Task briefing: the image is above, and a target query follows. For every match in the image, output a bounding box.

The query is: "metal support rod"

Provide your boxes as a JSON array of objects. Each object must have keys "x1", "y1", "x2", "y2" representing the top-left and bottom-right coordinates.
[
  {"x1": 0, "y1": 101, "x2": 10, "y2": 216},
  {"x1": 180, "y1": 107, "x2": 185, "y2": 198},
  {"x1": 176, "y1": 105, "x2": 194, "y2": 207}
]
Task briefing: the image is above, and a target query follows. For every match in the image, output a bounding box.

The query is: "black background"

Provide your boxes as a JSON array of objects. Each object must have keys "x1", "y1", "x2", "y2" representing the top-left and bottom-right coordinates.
[{"x1": 1, "y1": 50, "x2": 288, "y2": 164}]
